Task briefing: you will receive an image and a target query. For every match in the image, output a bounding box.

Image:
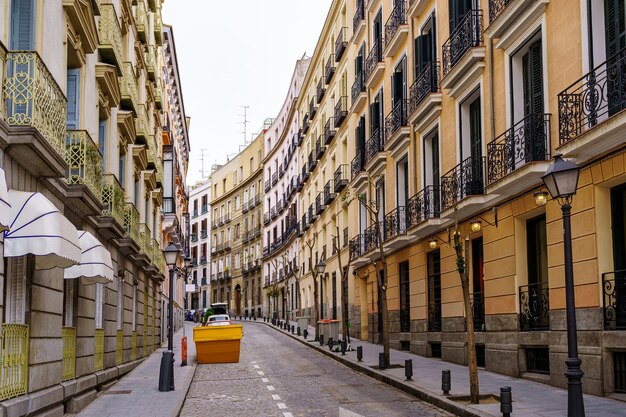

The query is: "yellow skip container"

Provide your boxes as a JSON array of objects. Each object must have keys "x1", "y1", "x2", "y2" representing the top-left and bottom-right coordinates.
[{"x1": 193, "y1": 325, "x2": 243, "y2": 364}]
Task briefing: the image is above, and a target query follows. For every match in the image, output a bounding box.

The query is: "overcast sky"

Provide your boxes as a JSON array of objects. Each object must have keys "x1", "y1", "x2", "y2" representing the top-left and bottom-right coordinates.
[{"x1": 162, "y1": 0, "x2": 334, "y2": 185}]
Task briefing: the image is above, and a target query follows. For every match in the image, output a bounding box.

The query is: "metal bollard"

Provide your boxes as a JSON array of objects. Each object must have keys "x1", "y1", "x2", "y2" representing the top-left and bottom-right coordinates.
[
  {"x1": 442, "y1": 370, "x2": 451, "y2": 395},
  {"x1": 297, "y1": 327, "x2": 301, "y2": 336},
  {"x1": 379, "y1": 352, "x2": 386, "y2": 369},
  {"x1": 291, "y1": 325, "x2": 295, "y2": 334},
  {"x1": 341, "y1": 340, "x2": 346, "y2": 355},
  {"x1": 357, "y1": 346, "x2": 363, "y2": 362},
  {"x1": 319, "y1": 334, "x2": 325, "y2": 346},
  {"x1": 328, "y1": 337, "x2": 334, "y2": 351},
  {"x1": 303, "y1": 329, "x2": 308, "y2": 340},
  {"x1": 405, "y1": 359, "x2": 413, "y2": 381},
  {"x1": 500, "y1": 386, "x2": 512, "y2": 417}
]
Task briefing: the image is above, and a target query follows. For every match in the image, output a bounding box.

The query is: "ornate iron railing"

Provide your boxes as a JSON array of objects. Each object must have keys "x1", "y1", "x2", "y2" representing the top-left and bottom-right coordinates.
[
  {"x1": 409, "y1": 61, "x2": 440, "y2": 114},
  {"x1": 407, "y1": 185, "x2": 440, "y2": 228},
  {"x1": 365, "y1": 128, "x2": 384, "y2": 164},
  {"x1": 336, "y1": 27, "x2": 348, "y2": 61},
  {"x1": 440, "y1": 156, "x2": 485, "y2": 211},
  {"x1": 131, "y1": 331, "x2": 137, "y2": 361},
  {"x1": 119, "y1": 62, "x2": 138, "y2": 112},
  {"x1": 316, "y1": 136, "x2": 326, "y2": 159},
  {"x1": 352, "y1": 71, "x2": 365, "y2": 105},
  {"x1": 138, "y1": 223, "x2": 151, "y2": 259},
  {"x1": 0, "y1": 324, "x2": 29, "y2": 400},
  {"x1": 101, "y1": 174, "x2": 125, "y2": 225},
  {"x1": 325, "y1": 55, "x2": 335, "y2": 84},
  {"x1": 428, "y1": 299, "x2": 442, "y2": 332},
  {"x1": 365, "y1": 39, "x2": 383, "y2": 82},
  {"x1": 487, "y1": 113, "x2": 551, "y2": 184},
  {"x1": 349, "y1": 234, "x2": 366, "y2": 260},
  {"x1": 471, "y1": 292, "x2": 485, "y2": 332},
  {"x1": 98, "y1": 4, "x2": 123, "y2": 71},
  {"x1": 489, "y1": 0, "x2": 513, "y2": 23},
  {"x1": 116, "y1": 329, "x2": 123, "y2": 365},
  {"x1": 62, "y1": 327, "x2": 76, "y2": 381},
  {"x1": 315, "y1": 193, "x2": 325, "y2": 214},
  {"x1": 334, "y1": 164, "x2": 349, "y2": 192},
  {"x1": 309, "y1": 97, "x2": 317, "y2": 119},
  {"x1": 324, "y1": 180, "x2": 336, "y2": 205},
  {"x1": 384, "y1": 99, "x2": 408, "y2": 140},
  {"x1": 603, "y1": 270, "x2": 626, "y2": 330},
  {"x1": 442, "y1": 10, "x2": 483, "y2": 77},
  {"x1": 558, "y1": 47, "x2": 626, "y2": 144},
  {"x1": 353, "y1": 0, "x2": 365, "y2": 33},
  {"x1": 94, "y1": 328, "x2": 104, "y2": 371},
  {"x1": 317, "y1": 78, "x2": 326, "y2": 104},
  {"x1": 363, "y1": 222, "x2": 382, "y2": 253},
  {"x1": 65, "y1": 130, "x2": 103, "y2": 203},
  {"x1": 519, "y1": 282, "x2": 550, "y2": 331},
  {"x1": 351, "y1": 150, "x2": 365, "y2": 178},
  {"x1": 384, "y1": 0, "x2": 407, "y2": 48},
  {"x1": 324, "y1": 117, "x2": 336, "y2": 145},
  {"x1": 334, "y1": 96, "x2": 348, "y2": 127},
  {"x1": 4, "y1": 51, "x2": 67, "y2": 156},
  {"x1": 384, "y1": 206, "x2": 407, "y2": 241},
  {"x1": 124, "y1": 203, "x2": 141, "y2": 243}
]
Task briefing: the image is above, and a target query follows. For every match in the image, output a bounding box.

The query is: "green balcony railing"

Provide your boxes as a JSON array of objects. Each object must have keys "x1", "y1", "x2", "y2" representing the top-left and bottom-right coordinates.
[
  {"x1": 4, "y1": 51, "x2": 67, "y2": 157},
  {"x1": 65, "y1": 130, "x2": 103, "y2": 203},
  {"x1": 61, "y1": 327, "x2": 76, "y2": 381},
  {"x1": 94, "y1": 328, "x2": 104, "y2": 372},
  {"x1": 0, "y1": 43, "x2": 6, "y2": 120},
  {"x1": 124, "y1": 203, "x2": 140, "y2": 243},
  {"x1": 97, "y1": 4, "x2": 123, "y2": 74},
  {"x1": 116, "y1": 329, "x2": 123, "y2": 365},
  {"x1": 119, "y1": 62, "x2": 138, "y2": 113},
  {"x1": 0, "y1": 324, "x2": 29, "y2": 401},
  {"x1": 101, "y1": 174, "x2": 125, "y2": 226}
]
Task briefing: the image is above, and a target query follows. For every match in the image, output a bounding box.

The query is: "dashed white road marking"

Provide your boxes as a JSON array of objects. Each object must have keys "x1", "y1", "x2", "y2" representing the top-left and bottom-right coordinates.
[
  {"x1": 257, "y1": 371, "x2": 264, "y2": 376},
  {"x1": 262, "y1": 378, "x2": 269, "y2": 383},
  {"x1": 267, "y1": 385, "x2": 275, "y2": 391},
  {"x1": 253, "y1": 365, "x2": 260, "y2": 369},
  {"x1": 272, "y1": 394, "x2": 281, "y2": 400},
  {"x1": 283, "y1": 413, "x2": 294, "y2": 417},
  {"x1": 277, "y1": 403, "x2": 287, "y2": 409},
  {"x1": 251, "y1": 361, "x2": 257, "y2": 364}
]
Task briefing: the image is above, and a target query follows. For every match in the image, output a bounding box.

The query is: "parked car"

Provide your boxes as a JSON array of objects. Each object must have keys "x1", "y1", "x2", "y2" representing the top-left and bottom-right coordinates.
[
  {"x1": 205, "y1": 314, "x2": 231, "y2": 326},
  {"x1": 210, "y1": 303, "x2": 229, "y2": 317}
]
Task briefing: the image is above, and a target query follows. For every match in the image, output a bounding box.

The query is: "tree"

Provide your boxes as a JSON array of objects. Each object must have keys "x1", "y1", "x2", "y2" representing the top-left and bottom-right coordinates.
[
  {"x1": 303, "y1": 233, "x2": 321, "y2": 339},
  {"x1": 333, "y1": 225, "x2": 352, "y2": 345}
]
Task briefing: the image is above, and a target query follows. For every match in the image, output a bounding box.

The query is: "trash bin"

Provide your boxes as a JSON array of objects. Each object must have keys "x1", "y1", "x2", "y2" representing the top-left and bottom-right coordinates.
[
  {"x1": 193, "y1": 324, "x2": 243, "y2": 364},
  {"x1": 327, "y1": 319, "x2": 340, "y2": 341},
  {"x1": 318, "y1": 319, "x2": 332, "y2": 340},
  {"x1": 296, "y1": 316, "x2": 309, "y2": 332}
]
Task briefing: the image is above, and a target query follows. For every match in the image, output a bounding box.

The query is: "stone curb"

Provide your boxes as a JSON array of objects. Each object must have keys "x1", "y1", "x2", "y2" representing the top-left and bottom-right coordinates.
[{"x1": 247, "y1": 320, "x2": 494, "y2": 417}]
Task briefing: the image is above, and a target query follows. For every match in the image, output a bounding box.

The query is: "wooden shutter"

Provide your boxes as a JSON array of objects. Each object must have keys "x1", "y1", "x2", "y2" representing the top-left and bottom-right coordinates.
[
  {"x1": 415, "y1": 34, "x2": 433, "y2": 75},
  {"x1": 523, "y1": 40, "x2": 544, "y2": 117},
  {"x1": 10, "y1": 0, "x2": 35, "y2": 50},
  {"x1": 605, "y1": 0, "x2": 626, "y2": 60},
  {"x1": 431, "y1": 132, "x2": 440, "y2": 187},
  {"x1": 449, "y1": 0, "x2": 473, "y2": 33},
  {"x1": 66, "y1": 69, "x2": 81, "y2": 130},
  {"x1": 469, "y1": 98, "x2": 482, "y2": 159}
]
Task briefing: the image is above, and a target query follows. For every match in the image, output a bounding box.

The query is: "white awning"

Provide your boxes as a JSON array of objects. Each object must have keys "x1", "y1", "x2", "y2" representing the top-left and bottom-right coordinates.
[
  {"x1": 3, "y1": 190, "x2": 81, "y2": 269},
  {"x1": 64, "y1": 230, "x2": 115, "y2": 285},
  {"x1": 0, "y1": 168, "x2": 10, "y2": 231}
]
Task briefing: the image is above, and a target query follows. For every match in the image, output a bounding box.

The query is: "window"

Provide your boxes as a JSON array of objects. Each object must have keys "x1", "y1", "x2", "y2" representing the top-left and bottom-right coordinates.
[
  {"x1": 459, "y1": 90, "x2": 483, "y2": 195},
  {"x1": 132, "y1": 284, "x2": 137, "y2": 331},
  {"x1": 117, "y1": 275, "x2": 124, "y2": 330},
  {"x1": 222, "y1": 179, "x2": 226, "y2": 193},
  {"x1": 415, "y1": 12, "x2": 437, "y2": 77},
  {"x1": 10, "y1": 0, "x2": 35, "y2": 50},
  {"x1": 399, "y1": 261, "x2": 410, "y2": 332},
  {"x1": 423, "y1": 128, "x2": 440, "y2": 190},
  {"x1": 235, "y1": 195, "x2": 240, "y2": 210},
  {"x1": 98, "y1": 120, "x2": 107, "y2": 171},
  {"x1": 526, "y1": 347, "x2": 550, "y2": 374},
  {"x1": 5, "y1": 257, "x2": 29, "y2": 324},
  {"x1": 521, "y1": 214, "x2": 549, "y2": 331},
  {"x1": 95, "y1": 283, "x2": 104, "y2": 329},
  {"x1": 391, "y1": 56, "x2": 407, "y2": 109},
  {"x1": 119, "y1": 149, "x2": 126, "y2": 186},
  {"x1": 448, "y1": 0, "x2": 473, "y2": 34},
  {"x1": 250, "y1": 158, "x2": 254, "y2": 172},
  {"x1": 396, "y1": 157, "x2": 409, "y2": 208},
  {"x1": 239, "y1": 166, "x2": 243, "y2": 181},
  {"x1": 66, "y1": 69, "x2": 81, "y2": 129},
  {"x1": 614, "y1": 352, "x2": 626, "y2": 393}
]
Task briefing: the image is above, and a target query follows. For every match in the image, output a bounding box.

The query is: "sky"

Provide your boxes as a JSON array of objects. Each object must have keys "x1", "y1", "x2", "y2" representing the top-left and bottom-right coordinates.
[{"x1": 162, "y1": 0, "x2": 334, "y2": 186}]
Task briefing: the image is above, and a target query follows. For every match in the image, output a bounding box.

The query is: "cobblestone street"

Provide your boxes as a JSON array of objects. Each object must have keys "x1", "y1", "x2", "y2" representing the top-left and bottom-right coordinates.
[{"x1": 180, "y1": 322, "x2": 453, "y2": 417}]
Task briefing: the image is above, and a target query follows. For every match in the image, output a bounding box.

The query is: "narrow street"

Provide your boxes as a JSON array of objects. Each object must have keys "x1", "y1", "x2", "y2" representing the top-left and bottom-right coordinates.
[{"x1": 180, "y1": 322, "x2": 452, "y2": 417}]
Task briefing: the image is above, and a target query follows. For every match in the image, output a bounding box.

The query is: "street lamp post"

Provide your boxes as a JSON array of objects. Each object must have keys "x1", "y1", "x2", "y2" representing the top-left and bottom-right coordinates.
[
  {"x1": 541, "y1": 155, "x2": 585, "y2": 417},
  {"x1": 159, "y1": 243, "x2": 180, "y2": 392}
]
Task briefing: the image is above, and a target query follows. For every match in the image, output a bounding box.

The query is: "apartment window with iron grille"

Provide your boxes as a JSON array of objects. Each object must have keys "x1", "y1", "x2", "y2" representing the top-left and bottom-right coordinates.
[
  {"x1": 526, "y1": 347, "x2": 550, "y2": 374},
  {"x1": 614, "y1": 352, "x2": 626, "y2": 393},
  {"x1": 64, "y1": 279, "x2": 77, "y2": 327},
  {"x1": 399, "y1": 261, "x2": 410, "y2": 332}
]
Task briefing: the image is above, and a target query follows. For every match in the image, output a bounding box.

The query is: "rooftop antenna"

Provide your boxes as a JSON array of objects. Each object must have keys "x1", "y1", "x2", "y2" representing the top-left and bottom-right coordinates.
[
  {"x1": 199, "y1": 149, "x2": 209, "y2": 179},
  {"x1": 239, "y1": 105, "x2": 250, "y2": 144}
]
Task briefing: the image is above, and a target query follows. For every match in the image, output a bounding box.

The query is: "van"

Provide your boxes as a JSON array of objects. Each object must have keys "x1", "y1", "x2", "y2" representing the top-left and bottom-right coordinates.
[{"x1": 210, "y1": 303, "x2": 229, "y2": 316}]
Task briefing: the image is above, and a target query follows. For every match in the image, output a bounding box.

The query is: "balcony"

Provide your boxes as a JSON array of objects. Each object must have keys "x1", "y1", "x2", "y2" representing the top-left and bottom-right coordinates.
[
  {"x1": 201, "y1": 204, "x2": 208, "y2": 214},
  {"x1": 99, "y1": 174, "x2": 126, "y2": 238},
  {"x1": 135, "y1": 0, "x2": 147, "y2": 43},
  {"x1": 364, "y1": 128, "x2": 386, "y2": 176},
  {"x1": 224, "y1": 240, "x2": 231, "y2": 251},
  {"x1": 408, "y1": 61, "x2": 442, "y2": 131},
  {"x1": 154, "y1": 7, "x2": 163, "y2": 45},
  {"x1": 302, "y1": 166, "x2": 310, "y2": 183},
  {"x1": 211, "y1": 245, "x2": 217, "y2": 255},
  {"x1": 308, "y1": 151, "x2": 317, "y2": 172},
  {"x1": 64, "y1": 130, "x2": 104, "y2": 213},
  {"x1": 309, "y1": 97, "x2": 317, "y2": 120},
  {"x1": 365, "y1": 39, "x2": 385, "y2": 86},
  {"x1": 334, "y1": 96, "x2": 348, "y2": 129},
  {"x1": 316, "y1": 78, "x2": 326, "y2": 104},
  {"x1": 122, "y1": 203, "x2": 141, "y2": 253},
  {"x1": 224, "y1": 213, "x2": 231, "y2": 223},
  {"x1": 200, "y1": 256, "x2": 207, "y2": 265},
  {"x1": 353, "y1": 0, "x2": 366, "y2": 41},
  {"x1": 334, "y1": 164, "x2": 349, "y2": 193},
  {"x1": 441, "y1": 10, "x2": 485, "y2": 97},
  {"x1": 201, "y1": 229, "x2": 208, "y2": 239},
  {"x1": 349, "y1": 234, "x2": 366, "y2": 265},
  {"x1": 383, "y1": 0, "x2": 408, "y2": 58},
  {"x1": 3, "y1": 51, "x2": 67, "y2": 177},
  {"x1": 119, "y1": 62, "x2": 138, "y2": 113},
  {"x1": 383, "y1": 206, "x2": 409, "y2": 250},
  {"x1": 363, "y1": 223, "x2": 381, "y2": 257},
  {"x1": 309, "y1": 203, "x2": 317, "y2": 221},
  {"x1": 324, "y1": 180, "x2": 336, "y2": 205},
  {"x1": 216, "y1": 243, "x2": 224, "y2": 253},
  {"x1": 406, "y1": 185, "x2": 441, "y2": 237},
  {"x1": 201, "y1": 277, "x2": 207, "y2": 286},
  {"x1": 519, "y1": 282, "x2": 550, "y2": 331},
  {"x1": 384, "y1": 99, "x2": 410, "y2": 156},
  {"x1": 191, "y1": 233, "x2": 198, "y2": 243},
  {"x1": 316, "y1": 136, "x2": 326, "y2": 159},
  {"x1": 97, "y1": 4, "x2": 123, "y2": 74},
  {"x1": 302, "y1": 113, "x2": 311, "y2": 134},
  {"x1": 351, "y1": 150, "x2": 366, "y2": 183},
  {"x1": 486, "y1": 113, "x2": 551, "y2": 196},
  {"x1": 323, "y1": 55, "x2": 335, "y2": 86},
  {"x1": 335, "y1": 27, "x2": 348, "y2": 61},
  {"x1": 192, "y1": 208, "x2": 199, "y2": 218},
  {"x1": 603, "y1": 270, "x2": 626, "y2": 330},
  {"x1": 270, "y1": 206, "x2": 277, "y2": 219},
  {"x1": 295, "y1": 131, "x2": 304, "y2": 147},
  {"x1": 242, "y1": 201, "x2": 249, "y2": 213},
  {"x1": 302, "y1": 213, "x2": 310, "y2": 231},
  {"x1": 408, "y1": 0, "x2": 430, "y2": 18},
  {"x1": 315, "y1": 193, "x2": 325, "y2": 215},
  {"x1": 272, "y1": 172, "x2": 278, "y2": 186},
  {"x1": 440, "y1": 156, "x2": 487, "y2": 215},
  {"x1": 487, "y1": 0, "x2": 549, "y2": 50},
  {"x1": 265, "y1": 179, "x2": 271, "y2": 192},
  {"x1": 558, "y1": 48, "x2": 626, "y2": 165},
  {"x1": 351, "y1": 71, "x2": 367, "y2": 112},
  {"x1": 145, "y1": 45, "x2": 156, "y2": 81}
]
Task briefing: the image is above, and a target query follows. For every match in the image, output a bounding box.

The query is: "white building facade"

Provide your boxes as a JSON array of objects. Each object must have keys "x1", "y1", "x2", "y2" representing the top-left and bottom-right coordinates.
[{"x1": 189, "y1": 179, "x2": 211, "y2": 310}]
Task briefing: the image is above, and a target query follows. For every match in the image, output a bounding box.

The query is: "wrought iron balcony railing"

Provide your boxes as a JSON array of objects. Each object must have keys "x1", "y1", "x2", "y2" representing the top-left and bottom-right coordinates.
[
  {"x1": 384, "y1": 0, "x2": 407, "y2": 48},
  {"x1": 519, "y1": 282, "x2": 550, "y2": 331},
  {"x1": 324, "y1": 180, "x2": 336, "y2": 205},
  {"x1": 489, "y1": 0, "x2": 513, "y2": 23},
  {"x1": 316, "y1": 136, "x2": 326, "y2": 159},
  {"x1": 353, "y1": 0, "x2": 365, "y2": 33},
  {"x1": 365, "y1": 39, "x2": 383, "y2": 82},
  {"x1": 335, "y1": 27, "x2": 348, "y2": 61},
  {"x1": 558, "y1": 47, "x2": 626, "y2": 144},
  {"x1": 334, "y1": 96, "x2": 348, "y2": 128},
  {"x1": 308, "y1": 151, "x2": 317, "y2": 171},
  {"x1": 351, "y1": 150, "x2": 365, "y2": 178},
  {"x1": 272, "y1": 172, "x2": 278, "y2": 185},
  {"x1": 471, "y1": 292, "x2": 485, "y2": 332},
  {"x1": 98, "y1": 4, "x2": 123, "y2": 72},
  {"x1": 407, "y1": 185, "x2": 440, "y2": 228},
  {"x1": 384, "y1": 99, "x2": 408, "y2": 140},
  {"x1": 365, "y1": 128, "x2": 384, "y2": 164},
  {"x1": 440, "y1": 156, "x2": 485, "y2": 211},
  {"x1": 101, "y1": 174, "x2": 125, "y2": 226},
  {"x1": 409, "y1": 61, "x2": 440, "y2": 114},
  {"x1": 351, "y1": 71, "x2": 366, "y2": 105},
  {"x1": 325, "y1": 55, "x2": 335, "y2": 84},
  {"x1": 265, "y1": 179, "x2": 271, "y2": 192},
  {"x1": 442, "y1": 10, "x2": 483, "y2": 77},
  {"x1": 4, "y1": 51, "x2": 67, "y2": 156},
  {"x1": 65, "y1": 130, "x2": 103, "y2": 203},
  {"x1": 603, "y1": 270, "x2": 626, "y2": 330},
  {"x1": 309, "y1": 97, "x2": 317, "y2": 119},
  {"x1": 316, "y1": 193, "x2": 325, "y2": 215},
  {"x1": 324, "y1": 117, "x2": 336, "y2": 145},
  {"x1": 317, "y1": 78, "x2": 326, "y2": 104},
  {"x1": 383, "y1": 206, "x2": 407, "y2": 241},
  {"x1": 363, "y1": 223, "x2": 381, "y2": 253},
  {"x1": 190, "y1": 233, "x2": 198, "y2": 242},
  {"x1": 349, "y1": 234, "x2": 365, "y2": 260},
  {"x1": 487, "y1": 113, "x2": 550, "y2": 184},
  {"x1": 334, "y1": 164, "x2": 349, "y2": 192}
]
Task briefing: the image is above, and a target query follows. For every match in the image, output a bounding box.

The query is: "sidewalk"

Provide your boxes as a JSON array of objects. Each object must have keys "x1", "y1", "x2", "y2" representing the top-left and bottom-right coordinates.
[
  {"x1": 72, "y1": 322, "x2": 197, "y2": 417},
  {"x1": 258, "y1": 318, "x2": 625, "y2": 417}
]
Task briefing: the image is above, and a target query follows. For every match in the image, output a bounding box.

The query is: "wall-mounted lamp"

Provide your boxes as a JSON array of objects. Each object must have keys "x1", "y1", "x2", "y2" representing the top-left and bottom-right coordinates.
[
  {"x1": 470, "y1": 208, "x2": 498, "y2": 233},
  {"x1": 534, "y1": 190, "x2": 549, "y2": 207},
  {"x1": 428, "y1": 235, "x2": 449, "y2": 249}
]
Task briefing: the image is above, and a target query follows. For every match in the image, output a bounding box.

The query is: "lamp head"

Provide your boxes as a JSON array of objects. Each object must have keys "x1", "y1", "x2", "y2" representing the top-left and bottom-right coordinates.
[
  {"x1": 428, "y1": 238, "x2": 437, "y2": 250},
  {"x1": 534, "y1": 191, "x2": 549, "y2": 207},
  {"x1": 163, "y1": 243, "x2": 180, "y2": 267},
  {"x1": 541, "y1": 155, "x2": 580, "y2": 201},
  {"x1": 470, "y1": 219, "x2": 482, "y2": 233},
  {"x1": 315, "y1": 260, "x2": 326, "y2": 274}
]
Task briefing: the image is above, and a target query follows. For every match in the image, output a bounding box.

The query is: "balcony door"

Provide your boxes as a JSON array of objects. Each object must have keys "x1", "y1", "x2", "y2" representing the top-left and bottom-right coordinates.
[
  {"x1": 471, "y1": 237, "x2": 485, "y2": 331},
  {"x1": 424, "y1": 128, "x2": 440, "y2": 211},
  {"x1": 373, "y1": 10, "x2": 383, "y2": 51},
  {"x1": 605, "y1": 0, "x2": 626, "y2": 116},
  {"x1": 370, "y1": 92, "x2": 383, "y2": 140},
  {"x1": 392, "y1": 57, "x2": 407, "y2": 108},
  {"x1": 522, "y1": 214, "x2": 549, "y2": 331},
  {"x1": 448, "y1": 0, "x2": 473, "y2": 33},
  {"x1": 611, "y1": 184, "x2": 626, "y2": 328},
  {"x1": 427, "y1": 250, "x2": 442, "y2": 332},
  {"x1": 461, "y1": 95, "x2": 483, "y2": 195},
  {"x1": 415, "y1": 13, "x2": 437, "y2": 77}
]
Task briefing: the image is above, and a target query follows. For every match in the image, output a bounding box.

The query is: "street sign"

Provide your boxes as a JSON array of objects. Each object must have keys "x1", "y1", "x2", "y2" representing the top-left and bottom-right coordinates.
[{"x1": 185, "y1": 284, "x2": 196, "y2": 293}]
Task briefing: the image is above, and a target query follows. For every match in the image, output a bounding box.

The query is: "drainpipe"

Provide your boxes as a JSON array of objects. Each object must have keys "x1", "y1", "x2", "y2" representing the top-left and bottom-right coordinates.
[{"x1": 587, "y1": 0, "x2": 594, "y2": 70}]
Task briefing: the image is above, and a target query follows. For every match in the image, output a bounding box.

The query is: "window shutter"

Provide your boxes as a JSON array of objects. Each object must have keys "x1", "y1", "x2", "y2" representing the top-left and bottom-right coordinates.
[
  {"x1": 10, "y1": 0, "x2": 35, "y2": 50},
  {"x1": 66, "y1": 69, "x2": 81, "y2": 130},
  {"x1": 469, "y1": 98, "x2": 482, "y2": 159},
  {"x1": 415, "y1": 34, "x2": 433, "y2": 75},
  {"x1": 523, "y1": 41, "x2": 544, "y2": 117},
  {"x1": 605, "y1": 0, "x2": 626, "y2": 59}
]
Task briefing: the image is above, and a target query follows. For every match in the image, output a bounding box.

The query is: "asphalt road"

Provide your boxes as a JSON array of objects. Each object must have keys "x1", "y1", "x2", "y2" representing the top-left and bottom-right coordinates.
[{"x1": 179, "y1": 322, "x2": 453, "y2": 417}]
